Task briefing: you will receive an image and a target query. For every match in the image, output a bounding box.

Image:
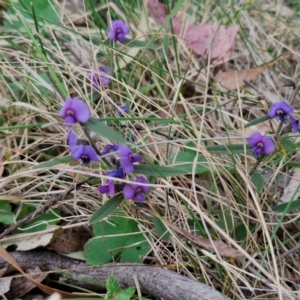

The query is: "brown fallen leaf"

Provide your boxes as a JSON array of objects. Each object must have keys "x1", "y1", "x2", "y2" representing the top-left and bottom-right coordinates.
[
  {"x1": 147, "y1": 0, "x2": 239, "y2": 61},
  {"x1": 47, "y1": 226, "x2": 92, "y2": 254},
  {"x1": 185, "y1": 24, "x2": 239, "y2": 61},
  {"x1": 214, "y1": 66, "x2": 269, "y2": 91},
  {"x1": 214, "y1": 51, "x2": 291, "y2": 91}
]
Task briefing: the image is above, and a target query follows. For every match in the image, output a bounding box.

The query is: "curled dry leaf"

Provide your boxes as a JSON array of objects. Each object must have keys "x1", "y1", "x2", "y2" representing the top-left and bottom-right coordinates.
[
  {"x1": 2, "y1": 227, "x2": 63, "y2": 251},
  {"x1": 147, "y1": 0, "x2": 239, "y2": 61}
]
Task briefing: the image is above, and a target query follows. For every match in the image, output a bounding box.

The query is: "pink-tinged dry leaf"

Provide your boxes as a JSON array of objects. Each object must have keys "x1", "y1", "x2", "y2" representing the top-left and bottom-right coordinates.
[
  {"x1": 185, "y1": 24, "x2": 239, "y2": 60},
  {"x1": 147, "y1": 0, "x2": 239, "y2": 61},
  {"x1": 214, "y1": 66, "x2": 269, "y2": 91},
  {"x1": 147, "y1": 0, "x2": 182, "y2": 34}
]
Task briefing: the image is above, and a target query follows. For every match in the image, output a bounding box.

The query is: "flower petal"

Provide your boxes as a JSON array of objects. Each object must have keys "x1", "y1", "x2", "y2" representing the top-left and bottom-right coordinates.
[
  {"x1": 135, "y1": 193, "x2": 145, "y2": 203},
  {"x1": 290, "y1": 115, "x2": 299, "y2": 132},
  {"x1": 67, "y1": 130, "x2": 77, "y2": 150},
  {"x1": 99, "y1": 185, "x2": 109, "y2": 194},
  {"x1": 123, "y1": 184, "x2": 136, "y2": 199},
  {"x1": 70, "y1": 98, "x2": 90, "y2": 123},
  {"x1": 261, "y1": 136, "x2": 275, "y2": 154},
  {"x1": 135, "y1": 176, "x2": 150, "y2": 193},
  {"x1": 83, "y1": 145, "x2": 99, "y2": 162},
  {"x1": 131, "y1": 154, "x2": 143, "y2": 163},
  {"x1": 120, "y1": 157, "x2": 134, "y2": 173},
  {"x1": 246, "y1": 132, "x2": 263, "y2": 147},
  {"x1": 268, "y1": 101, "x2": 294, "y2": 118},
  {"x1": 119, "y1": 145, "x2": 132, "y2": 157}
]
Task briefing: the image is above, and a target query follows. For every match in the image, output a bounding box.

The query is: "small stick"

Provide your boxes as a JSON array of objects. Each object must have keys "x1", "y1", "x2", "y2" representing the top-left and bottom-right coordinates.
[
  {"x1": 243, "y1": 80, "x2": 272, "y2": 104},
  {"x1": 0, "y1": 176, "x2": 94, "y2": 240}
]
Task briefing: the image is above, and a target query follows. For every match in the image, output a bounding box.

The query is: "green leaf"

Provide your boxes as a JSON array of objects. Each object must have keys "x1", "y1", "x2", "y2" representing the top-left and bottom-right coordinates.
[
  {"x1": 251, "y1": 172, "x2": 264, "y2": 194},
  {"x1": 115, "y1": 287, "x2": 136, "y2": 300},
  {"x1": 5, "y1": 0, "x2": 59, "y2": 30},
  {"x1": 272, "y1": 199, "x2": 300, "y2": 213},
  {"x1": 0, "y1": 201, "x2": 14, "y2": 225},
  {"x1": 206, "y1": 144, "x2": 251, "y2": 155},
  {"x1": 134, "y1": 160, "x2": 210, "y2": 177},
  {"x1": 214, "y1": 210, "x2": 233, "y2": 232},
  {"x1": 14, "y1": 209, "x2": 60, "y2": 234},
  {"x1": 124, "y1": 38, "x2": 160, "y2": 49},
  {"x1": 89, "y1": 195, "x2": 124, "y2": 225},
  {"x1": 84, "y1": 118, "x2": 126, "y2": 144},
  {"x1": 33, "y1": 156, "x2": 73, "y2": 169},
  {"x1": 85, "y1": 217, "x2": 150, "y2": 265},
  {"x1": 245, "y1": 115, "x2": 271, "y2": 128},
  {"x1": 281, "y1": 138, "x2": 297, "y2": 152},
  {"x1": 106, "y1": 275, "x2": 120, "y2": 299},
  {"x1": 153, "y1": 217, "x2": 170, "y2": 242}
]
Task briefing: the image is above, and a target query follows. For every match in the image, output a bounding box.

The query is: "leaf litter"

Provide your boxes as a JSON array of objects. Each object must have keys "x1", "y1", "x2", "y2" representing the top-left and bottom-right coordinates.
[{"x1": 147, "y1": 0, "x2": 239, "y2": 61}]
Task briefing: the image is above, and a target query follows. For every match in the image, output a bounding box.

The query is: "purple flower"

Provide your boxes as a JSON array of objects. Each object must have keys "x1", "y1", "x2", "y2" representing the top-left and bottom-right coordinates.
[
  {"x1": 88, "y1": 66, "x2": 110, "y2": 89},
  {"x1": 99, "y1": 180, "x2": 115, "y2": 196},
  {"x1": 123, "y1": 176, "x2": 150, "y2": 203},
  {"x1": 119, "y1": 145, "x2": 142, "y2": 174},
  {"x1": 106, "y1": 168, "x2": 125, "y2": 179},
  {"x1": 117, "y1": 105, "x2": 128, "y2": 117},
  {"x1": 72, "y1": 145, "x2": 99, "y2": 164},
  {"x1": 98, "y1": 169, "x2": 125, "y2": 196},
  {"x1": 60, "y1": 97, "x2": 90, "y2": 124},
  {"x1": 246, "y1": 132, "x2": 275, "y2": 156},
  {"x1": 107, "y1": 20, "x2": 129, "y2": 42},
  {"x1": 268, "y1": 101, "x2": 298, "y2": 132},
  {"x1": 67, "y1": 129, "x2": 77, "y2": 151},
  {"x1": 101, "y1": 144, "x2": 119, "y2": 155}
]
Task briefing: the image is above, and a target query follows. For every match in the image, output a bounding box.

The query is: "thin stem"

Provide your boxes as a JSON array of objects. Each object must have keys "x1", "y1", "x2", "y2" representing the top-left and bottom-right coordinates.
[{"x1": 249, "y1": 154, "x2": 265, "y2": 176}]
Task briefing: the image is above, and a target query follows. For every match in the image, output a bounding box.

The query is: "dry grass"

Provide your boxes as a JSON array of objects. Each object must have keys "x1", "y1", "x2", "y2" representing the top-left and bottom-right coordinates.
[{"x1": 1, "y1": 0, "x2": 300, "y2": 299}]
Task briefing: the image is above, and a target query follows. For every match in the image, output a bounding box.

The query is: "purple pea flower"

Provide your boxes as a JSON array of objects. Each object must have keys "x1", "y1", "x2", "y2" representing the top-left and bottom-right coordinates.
[
  {"x1": 67, "y1": 129, "x2": 77, "y2": 151},
  {"x1": 107, "y1": 20, "x2": 129, "y2": 42},
  {"x1": 60, "y1": 97, "x2": 90, "y2": 124},
  {"x1": 67, "y1": 130, "x2": 99, "y2": 164},
  {"x1": 98, "y1": 168, "x2": 125, "y2": 196},
  {"x1": 72, "y1": 145, "x2": 99, "y2": 164},
  {"x1": 246, "y1": 132, "x2": 275, "y2": 156},
  {"x1": 123, "y1": 176, "x2": 150, "y2": 203},
  {"x1": 88, "y1": 66, "x2": 110, "y2": 89},
  {"x1": 119, "y1": 145, "x2": 142, "y2": 174},
  {"x1": 101, "y1": 144, "x2": 119, "y2": 155},
  {"x1": 117, "y1": 105, "x2": 128, "y2": 117},
  {"x1": 106, "y1": 168, "x2": 125, "y2": 179},
  {"x1": 99, "y1": 179, "x2": 115, "y2": 196},
  {"x1": 268, "y1": 101, "x2": 298, "y2": 132}
]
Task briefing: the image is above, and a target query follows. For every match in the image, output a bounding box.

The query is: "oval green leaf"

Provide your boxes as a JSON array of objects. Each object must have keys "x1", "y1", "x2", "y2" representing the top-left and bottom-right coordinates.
[
  {"x1": 153, "y1": 216, "x2": 170, "y2": 242},
  {"x1": 84, "y1": 118, "x2": 126, "y2": 144},
  {"x1": 89, "y1": 195, "x2": 124, "y2": 224},
  {"x1": 251, "y1": 172, "x2": 264, "y2": 194},
  {"x1": 272, "y1": 199, "x2": 300, "y2": 213},
  {"x1": 245, "y1": 115, "x2": 271, "y2": 128},
  {"x1": 33, "y1": 155, "x2": 73, "y2": 169},
  {"x1": 206, "y1": 144, "x2": 251, "y2": 155}
]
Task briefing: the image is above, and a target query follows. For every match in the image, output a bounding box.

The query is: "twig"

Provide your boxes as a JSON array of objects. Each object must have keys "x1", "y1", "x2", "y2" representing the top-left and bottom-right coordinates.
[
  {"x1": 243, "y1": 80, "x2": 272, "y2": 104},
  {"x1": 0, "y1": 251, "x2": 231, "y2": 300},
  {"x1": 0, "y1": 176, "x2": 94, "y2": 240}
]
